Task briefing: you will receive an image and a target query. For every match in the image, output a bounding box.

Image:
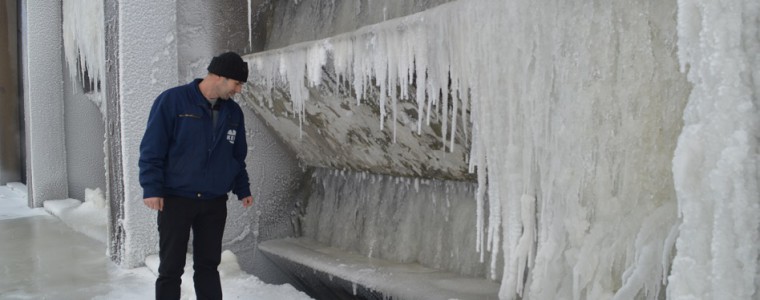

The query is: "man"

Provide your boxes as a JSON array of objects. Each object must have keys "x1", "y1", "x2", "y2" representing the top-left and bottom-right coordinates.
[{"x1": 139, "y1": 52, "x2": 254, "y2": 300}]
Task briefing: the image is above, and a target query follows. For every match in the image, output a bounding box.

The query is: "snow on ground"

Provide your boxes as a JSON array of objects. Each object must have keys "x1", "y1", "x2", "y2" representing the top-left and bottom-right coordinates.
[
  {"x1": 143, "y1": 251, "x2": 312, "y2": 300},
  {"x1": 44, "y1": 188, "x2": 108, "y2": 243},
  {"x1": 0, "y1": 184, "x2": 313, "y2": 300}
]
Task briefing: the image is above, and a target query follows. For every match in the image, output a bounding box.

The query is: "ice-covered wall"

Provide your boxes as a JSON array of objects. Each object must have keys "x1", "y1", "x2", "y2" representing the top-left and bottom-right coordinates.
[
  {"x1": 263, "y1": 0, "x2": 454, "y2": 50},
  {"x1": 177, "y1": 0, "x2": 257, "y2": 83},
  {"x1": 668, "y1": 0, "x2": 760, "y2": 298},
  {"x1": 242, "y1": 0, "x2": 695, "y2": 299},
  {"x1": 60, "y1": 0, "x2": 107, "y2": 202},
  {"x1": 245, "y1": 0, "x2": 471, "y2": 180},
  {"x1": 21, "y1": 0, "x2": 68, "y2": 206},
  {"x1": 117, "y1": 0, "x2": 178, "y2": 268},
  {"x1": 243, "y1": 66, "x2": 472, "y2": 180},
  {"x1": 219, "y1": 103, "x2": 303, "y2": 281},
  {"x1": 62, "y1": 67, "x2": 107, "y2": 201},
  {"x1": 303, "y1": 169, "x2": 492, "y2": 278}
]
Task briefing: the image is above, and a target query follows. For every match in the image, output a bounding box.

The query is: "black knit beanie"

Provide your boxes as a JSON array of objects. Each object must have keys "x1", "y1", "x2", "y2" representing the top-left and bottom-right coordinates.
[{"x1": 207, "y1": 52, "x2": 249, "y2": 82}]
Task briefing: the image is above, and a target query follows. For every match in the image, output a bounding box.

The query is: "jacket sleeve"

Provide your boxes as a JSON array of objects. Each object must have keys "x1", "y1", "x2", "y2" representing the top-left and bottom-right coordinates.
[
  {"x1": 139, "y1": 93, "x2": 173, "y2": 199},
  {"x1": 232, "y1": 110, "x2": 252, "y2": 199}
]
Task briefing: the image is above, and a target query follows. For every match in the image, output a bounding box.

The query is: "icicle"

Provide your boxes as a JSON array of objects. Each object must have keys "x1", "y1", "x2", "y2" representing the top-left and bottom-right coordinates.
[
  {"x1": 462, "y1": 86, "x2": 470, "y2": 143},
  {"x1": 514, "y1": 194, "x2": 536, "y2": 296},
  {"x1": 62, "y1": 0, "x2": 106, "y2": 113},
  {"x1": 279, "y1": 50, "x2": 308, "y2": 138},
  {"x1": 386, "y1": 31, "x2": 399, "y2": 142},
  {"x1": 373, "y1": 33, "x2": 388, "y2": 130},
  {"x1": 441, "y1": 80, "x2": 449, "y2": 152},
  {"x1": 409, "y1": 25, "x2": 427, "y2": 135},
  {"x1": 247, "y1": 0, "x2": 252, "y2": 50},
  {"x1": 475, "y1": 149, "x2": 487, "y2": 261},
  {"x1": 306, "y1": 42, "x2": 328, "y2": 87},
  {"x1": 449, "y1": 80, "x2": 459, "y2": 151}
]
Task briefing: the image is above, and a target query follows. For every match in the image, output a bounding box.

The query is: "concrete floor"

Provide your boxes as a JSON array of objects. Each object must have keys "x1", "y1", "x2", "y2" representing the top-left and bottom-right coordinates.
[
  {"x1": 0, "y1": 184, "x2": 312, "y2": 300},
  {"x1": 0, "y1": 214, "x2": 153, "y2": 300}
]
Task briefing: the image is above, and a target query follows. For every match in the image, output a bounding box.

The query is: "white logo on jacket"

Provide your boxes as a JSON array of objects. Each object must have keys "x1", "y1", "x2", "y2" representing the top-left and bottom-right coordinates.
[{"x1": 227, "y1": 129, "x2": 236, "y2": 144}]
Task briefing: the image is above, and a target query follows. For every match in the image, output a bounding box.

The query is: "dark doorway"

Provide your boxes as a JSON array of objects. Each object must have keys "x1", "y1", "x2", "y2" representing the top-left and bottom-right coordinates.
[{"x1": 0, "y1": 0, "x2": 23, "y2": 185}]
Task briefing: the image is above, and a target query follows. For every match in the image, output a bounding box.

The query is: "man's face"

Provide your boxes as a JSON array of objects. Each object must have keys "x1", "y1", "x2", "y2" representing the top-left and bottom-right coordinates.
[{"x1": 218, "y1": 77, "x2": 244, "y2": 99}]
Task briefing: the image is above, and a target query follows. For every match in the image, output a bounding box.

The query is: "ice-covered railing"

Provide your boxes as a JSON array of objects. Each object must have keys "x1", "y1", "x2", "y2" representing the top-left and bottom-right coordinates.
[{"x1": 243, "y1": 0, "x2": 693, "y2": 299}]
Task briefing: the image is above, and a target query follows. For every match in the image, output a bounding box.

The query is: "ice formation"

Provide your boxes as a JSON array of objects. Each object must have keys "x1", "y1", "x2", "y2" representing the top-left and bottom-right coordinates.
[
  {"x1": 247, "y1": 0, "x2": 252, "y2": 50},
  {"x1": 302, "y1": 168, "x2": 493, "y2": 278},
  {"x1": 667, "y1": 0, "x2": 760, "y2": 298},
  {"x1": 62, "y1": 0, "x2": 106, "y2": 114},
  {"x1": 244, "y1": 0, "x2": 759, "y2": 298}
]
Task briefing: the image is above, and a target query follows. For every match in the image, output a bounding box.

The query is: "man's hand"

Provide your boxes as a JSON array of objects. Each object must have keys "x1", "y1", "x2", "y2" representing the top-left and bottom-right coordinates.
[
  {"x1": 241, "y1": 196, "x2": 253, "y2": 208},
  {"x1": 144, "y1": 197, "x2": 164, "y2": 211}
]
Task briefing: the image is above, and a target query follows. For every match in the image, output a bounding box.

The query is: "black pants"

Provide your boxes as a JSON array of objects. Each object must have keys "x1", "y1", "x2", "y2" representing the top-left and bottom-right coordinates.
[{"x1": 155, "y1": 196, "x2": 228, "y2": 300}]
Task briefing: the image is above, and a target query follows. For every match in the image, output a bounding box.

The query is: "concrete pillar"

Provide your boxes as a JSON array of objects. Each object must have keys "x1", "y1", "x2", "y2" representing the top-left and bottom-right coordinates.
[
  {"x1": 0, "y1": 1, "x2": 21, "y2": 185},
  {"x1": 117, "y1": 0, "x2": 178, "y2": 268},
  {"x1": 20, "y1": 0, "x2": 67, "y2": 206}
]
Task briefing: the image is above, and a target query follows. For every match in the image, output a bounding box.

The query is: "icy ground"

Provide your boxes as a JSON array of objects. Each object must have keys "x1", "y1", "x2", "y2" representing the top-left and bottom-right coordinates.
[{"x1": 0, "y1": 184, "x2": 313, "y2": 300}]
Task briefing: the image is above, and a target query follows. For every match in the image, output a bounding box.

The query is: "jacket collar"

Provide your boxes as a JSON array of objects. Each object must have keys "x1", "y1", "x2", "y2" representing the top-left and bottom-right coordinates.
[{"x1": 190, "y1": 78, "x2": 232, "y2": 109}]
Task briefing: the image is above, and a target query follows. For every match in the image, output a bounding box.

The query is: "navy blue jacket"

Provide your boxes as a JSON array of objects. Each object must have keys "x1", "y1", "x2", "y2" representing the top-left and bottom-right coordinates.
[{"x1": 139, "y1": 79, "x2": 251, "y2": 200}]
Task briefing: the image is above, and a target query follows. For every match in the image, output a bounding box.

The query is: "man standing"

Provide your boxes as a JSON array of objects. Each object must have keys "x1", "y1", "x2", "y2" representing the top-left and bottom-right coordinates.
[{"x1": 139, "y1": 52, "x2": 254, "y2": 300}]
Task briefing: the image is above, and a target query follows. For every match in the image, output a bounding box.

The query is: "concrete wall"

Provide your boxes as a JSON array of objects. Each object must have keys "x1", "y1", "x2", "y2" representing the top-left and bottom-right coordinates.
[
  {"x1": 21, "y1": 0, "x2": 67, "y2": 206},
  {"x1": 62, "y1": 66, "x2": 107, "y2": 201},
  {"x1": 0, "y1": 0, "x2": 21, "y2": 185},
  {"x1": 117, "y1": 0, "x2": 179, "y2": 268},
  {"x1": 177, "y1": 0, "x2": 261, "y2": 82}
]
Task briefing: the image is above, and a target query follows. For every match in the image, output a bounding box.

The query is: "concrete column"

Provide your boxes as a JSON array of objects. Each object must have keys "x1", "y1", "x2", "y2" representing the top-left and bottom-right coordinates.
[
  {"x1": 103, "y1": 0, "x2": 126, "y2": 266},
  {"x1": 21, "y1": 0, "x2": 67, "y2": 206},
  {"x1": 118, "y1": 0, "x2": 178, "y2": 268},
  {"x1": 0, "y1": 1, "x2": 21, "y2": 185}
]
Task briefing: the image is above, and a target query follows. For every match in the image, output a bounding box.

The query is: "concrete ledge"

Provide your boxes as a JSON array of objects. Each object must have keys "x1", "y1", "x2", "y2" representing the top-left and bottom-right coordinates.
[{"x1": 259, "y1": 238, "x2": 499, "y2": 300}]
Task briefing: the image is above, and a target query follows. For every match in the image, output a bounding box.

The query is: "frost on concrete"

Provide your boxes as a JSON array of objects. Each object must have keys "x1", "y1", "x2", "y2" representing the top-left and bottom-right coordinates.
[{"x1": 23, "y1": 0, "x2": 68, "y2": 206}]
